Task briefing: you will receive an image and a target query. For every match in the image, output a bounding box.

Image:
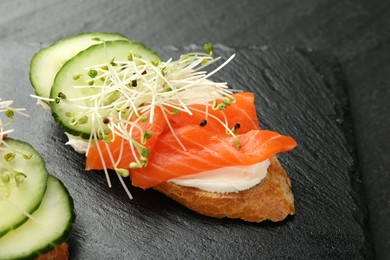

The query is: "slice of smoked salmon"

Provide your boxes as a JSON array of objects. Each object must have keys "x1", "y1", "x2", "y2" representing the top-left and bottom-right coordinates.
[
  {"x1": 131, "y1": 126, "x2": 297, "y2": 188},
  {"x1": 167, "y1": 92, "x2": 260, "y2": 135}
]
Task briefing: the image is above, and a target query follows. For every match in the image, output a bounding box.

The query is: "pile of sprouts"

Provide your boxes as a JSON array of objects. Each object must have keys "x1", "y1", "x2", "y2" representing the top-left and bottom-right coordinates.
[{"x1": 33, "y1": 42, "x2": 240, "y2": 199}]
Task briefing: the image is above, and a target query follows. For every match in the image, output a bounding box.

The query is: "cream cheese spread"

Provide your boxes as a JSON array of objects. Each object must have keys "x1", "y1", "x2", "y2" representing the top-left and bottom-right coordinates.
[
  {"x1": 169, "y1": 160, "x2": 270, "y2": 193},
  {"x1": 65, "y1": 133, "x2": 89, "y2": 154}
]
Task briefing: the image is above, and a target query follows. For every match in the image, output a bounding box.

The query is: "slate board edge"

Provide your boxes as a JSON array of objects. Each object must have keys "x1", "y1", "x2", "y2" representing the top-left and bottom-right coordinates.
[
  {"x1": 260, "y1": 46, "x2": 373, "y2": 258},
  {"x1": 297, "y1": 48, "x2": 374, "y2": 259}
]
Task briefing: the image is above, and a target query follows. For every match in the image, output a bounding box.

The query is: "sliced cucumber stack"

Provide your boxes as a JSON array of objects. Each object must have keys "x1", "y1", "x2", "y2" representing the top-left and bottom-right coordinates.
[
  {"x1": 30, "y1": 32, "x2": 128, "y2": 99},
  {"x1": 0, "y1": 175, "x2": 75, "y2": 259},
  {"x1": 0, "y1": 138, "x2": 75, "y2": 258},
  {"x1": 50, "y1": 40, "x2": 161, "y2": 139},
  {"x1": 0, "y1": 138, "x2": 48, "y2": 237}
]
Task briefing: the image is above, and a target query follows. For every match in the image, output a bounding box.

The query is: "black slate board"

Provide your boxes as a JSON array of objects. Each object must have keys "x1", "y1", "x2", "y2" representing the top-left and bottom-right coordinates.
[{"x1": 0, "y1": 43, "x2": 373, "y2": 259}]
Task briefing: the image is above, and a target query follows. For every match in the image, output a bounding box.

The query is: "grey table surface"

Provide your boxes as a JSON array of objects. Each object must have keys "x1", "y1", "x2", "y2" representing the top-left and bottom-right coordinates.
[{"x1": 0, "y1": 0, "x2": 388, "y2": 259}]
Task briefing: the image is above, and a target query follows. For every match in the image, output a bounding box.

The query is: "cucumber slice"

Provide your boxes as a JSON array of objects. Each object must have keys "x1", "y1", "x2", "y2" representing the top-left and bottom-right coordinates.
[
  {"x1": 50, "y1": 40, "x2": 161, "y2": 139},
  {"x1": 0, "y1": 175, "x2": 75, "y2": 259},
  {"x1": 30, "y1": 32, "x2": 128, "y2": 99},
  {"x1": 0, "y1": 138, "x2": 48, "y2": 238}
]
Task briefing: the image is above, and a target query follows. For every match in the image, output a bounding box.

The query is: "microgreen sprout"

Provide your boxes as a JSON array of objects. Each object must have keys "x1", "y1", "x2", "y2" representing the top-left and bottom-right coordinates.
[
  {"x1": 110, "y1": 57, "x2": 117, "y2": 66},
  {"x1": 54, "y1": 92, "x2": 67, "y2": 104},
  {"x1": 116, "y1": 168, "x2": 129, "y2": 178},
  {"x1": 203, "y1": 42, "x2": 214, "y2": 56},
  {"x1": 139, "y1": 114, "x2": 147, "y2": 122},
  {"x1": 129, "y1": 162, "x2": 141, "y2": 169},
  {"x1": 103, "y1": 135, "x2": 112, "y2": 144},
  {"x1": 57, "y1": 92, "x2": 67, "y2": 99},
  {"x1": 235, "y1": 139, "x2": 241, "y2": 149},
  {"x1": 171, "y1": 109, "x2": 180, "y2": 115},
  {"x1": 0, "y1": 98, "x2": 29, "y2": 146},
  {"x1": 222, "y1": 97, "x2": 234, "y2": 105},
  {"x1": 5, "y1": 109, "x2": 14, "y2": 119},
  {"x1": 143, "y1": 131, "x2": 152, "y2": 142}
]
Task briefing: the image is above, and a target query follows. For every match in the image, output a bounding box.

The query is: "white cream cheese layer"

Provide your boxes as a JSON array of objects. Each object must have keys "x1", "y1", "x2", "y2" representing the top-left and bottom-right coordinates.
[
  {"x1": 169, "y1": 160, "x2": 270, "y2": 193},
  {"x1": 65, "y1": 133, "x2": 89, "y2": 154}
]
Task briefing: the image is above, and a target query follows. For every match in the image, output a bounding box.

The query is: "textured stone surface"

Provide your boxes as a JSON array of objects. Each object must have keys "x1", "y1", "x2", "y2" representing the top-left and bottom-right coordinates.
[
  {"x1": 1, "y1": 1, "x2": 390, "y2": 258},
  {"x1": 0, "y1": 43, "x2": 373, "y2": 259}
]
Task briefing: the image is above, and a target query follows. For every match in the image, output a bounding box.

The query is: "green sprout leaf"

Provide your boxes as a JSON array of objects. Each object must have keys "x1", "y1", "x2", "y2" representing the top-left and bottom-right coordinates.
[
  {"x1": 116, "y1": 168, "x2": 130, "y2": 178},
  {"x1": 235, "y1": 139, "x2": 241, "y2": 149},
  {"x1": 222, "y1": 98, "x2": 233, "y2": 105},
  {"x1": 217, "y1": 103, "x2": 227, "y2": 111},
  {"x1": 140, "y1": 147, "x2": 151, "y2": 157},
  {"x1": 143, "y1": 131, "x2": 152, "y2": 141},
  {"x1": 57, "y1": 92, "x2": 67, "y2": 99},
  {"x1": 110, "y1": 57, "x2": 117, "y2": 66},
  {"x1": 171, "y1": 109, "x2": 180, "y2": 115},
  {"x1": 103, "y1": 135, "x2": 112, "y2": 144},
  {"x1": 5, "y1": 109, "x2": 14, "y2": 119},
  {"x1": 203, "y1": 42, "x2": 213, "y2": 56},
  {"x1": 129, "y1": 162, "x2": 141, "y2": 169},
  {"x1": 128, "y1": 51, "x2": 133, "y2": 61},
  {"x1": 139, "y1": 114, "x2": 148, "y2": 122}
]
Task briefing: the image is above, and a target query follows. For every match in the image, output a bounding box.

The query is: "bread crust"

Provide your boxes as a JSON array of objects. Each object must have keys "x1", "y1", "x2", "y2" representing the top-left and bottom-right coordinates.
[
  {"x1": 35, "y1": 242, "x2": 69, "y2": 260},
  {"x1": 154, "y1": 156, "x2": 294, "y2": 222}
]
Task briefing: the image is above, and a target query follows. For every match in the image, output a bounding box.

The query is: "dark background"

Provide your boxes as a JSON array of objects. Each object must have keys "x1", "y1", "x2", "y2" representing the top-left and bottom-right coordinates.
[{"x1": 0, "y1": 0, "x2": 388, "y2": 258}]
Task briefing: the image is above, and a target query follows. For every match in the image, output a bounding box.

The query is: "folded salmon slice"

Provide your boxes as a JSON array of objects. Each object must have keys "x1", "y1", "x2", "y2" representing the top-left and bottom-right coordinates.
[
  {"x1": 131, "y1": 126, "x2": 297, "y2": 188},
  {"x1": 85, "y1": 92, "x2": 297, "y2": 188}
]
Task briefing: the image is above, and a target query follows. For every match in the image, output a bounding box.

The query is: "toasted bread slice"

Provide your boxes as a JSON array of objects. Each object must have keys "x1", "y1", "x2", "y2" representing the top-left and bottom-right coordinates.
[
  {"x1": 154, "y1": 156, "x2": 294, "y2": 222},
  {"x1": 35, "y1": 242, "x2": 69, "y2": 260}
]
